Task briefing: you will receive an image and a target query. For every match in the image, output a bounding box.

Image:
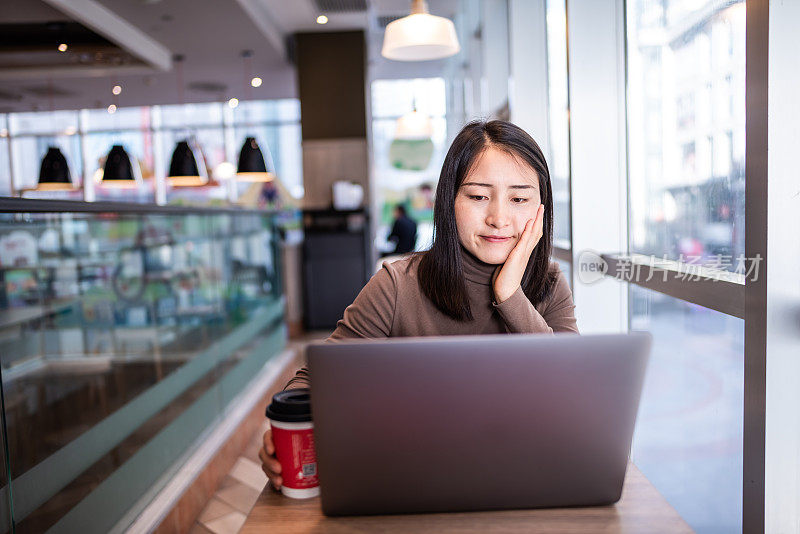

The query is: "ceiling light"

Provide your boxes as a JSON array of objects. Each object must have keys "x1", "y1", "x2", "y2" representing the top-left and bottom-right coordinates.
[
  {"x1": 237, "y1": 137, "x2": 274, "y2": 182},
  {"x1": 58, "y1": 43, "x2": 68, "y2": 52},
  {"x1": 382, "y1": 0, "x2": 460, "y2": 61},
  {"x1": 168, "y1": 139, "x2": 209, "y2": 187},
  {"x1": 395, "y1": 109, "x2": 434, "y2": 139},
  {"x1": 101, "y1": 145, "x2": 142, "y2": 188},
  {"x1": 214, "y1": 161, "x2": 235, "y2": 181},
  {"x1": 251, "y1": 77, "x2": 262, "y2": 88},
  {"x1": 316, "y1": 15, "x2": 328, "y2": 24},
  {"x1": 37, "y1": 147, "x2": 75, "y2": 191},
  {"x1": 0, "y1": 129, "x2": 7, "y2": 137},
  {"x1": 228, "y1": 97, "x2": 239, "y2": 109},
  {"x1": 107, "y1": 104, "x2": 117, "y2": 114},
  {"x1": 63, "y1": 126, "x2": 77, "y2": 136},
  {"x1": 112, "y1": 85, "x2": 122, "y2": 95}
]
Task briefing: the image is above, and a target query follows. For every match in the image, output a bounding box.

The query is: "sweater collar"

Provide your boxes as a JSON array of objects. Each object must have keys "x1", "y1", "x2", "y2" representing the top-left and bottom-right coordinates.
[{"x1": 459, "y1": 245, "x2": 499, "y2": 286}]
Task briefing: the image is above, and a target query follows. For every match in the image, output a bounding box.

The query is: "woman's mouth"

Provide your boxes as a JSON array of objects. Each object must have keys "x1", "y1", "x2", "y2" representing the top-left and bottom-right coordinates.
[{"x1": 480, "y1": 235, "x2": 512, "y2": 243}]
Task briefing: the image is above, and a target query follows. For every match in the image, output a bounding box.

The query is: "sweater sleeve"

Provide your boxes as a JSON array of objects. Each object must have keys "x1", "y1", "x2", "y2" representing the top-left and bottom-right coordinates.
[
  {"x1": 492, "y1": 263, "x2": 579, "y2": 335},
  {"x1": 284, "y1": 264, "x2": 397, "y2": 389}
]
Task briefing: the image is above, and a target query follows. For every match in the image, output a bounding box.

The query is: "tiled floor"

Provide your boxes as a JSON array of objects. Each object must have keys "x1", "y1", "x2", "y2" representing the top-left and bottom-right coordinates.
[
  {"x1": 189, "y1": 422, "x2": 271, "y2": 534},
  {"x1": 189, "y1": 331, "x2": 330, "y2": 534}
]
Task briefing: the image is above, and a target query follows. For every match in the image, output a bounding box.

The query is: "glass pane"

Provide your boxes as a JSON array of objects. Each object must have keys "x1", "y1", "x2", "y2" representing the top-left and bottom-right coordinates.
[
  {"x1": 546, "y1": 0, "x2": 571, "y2": 247},
  {"x1": 630, "y1": 285, "x2": 743, "y2": 533},
  {"x1": 232, "y1": 99, "x2": 300, "y2": 124},
  {"x1": 163, "y1": 128, "x2": 228, "y2": 205},
  {"x1": 371, "y1": 78, "x2": 447, "y2": 119},
  {"x1": 626, "y1": 0, "x2": 745, "y2": 269},
  {"x1": 0, "y1": 119, "x2": 10, "y2": 196},
  {"x1": 85, "y1": 131, "x2": 156, "y2": 204},
  {"x1": 371, "y1": 110, "x2": 446, "y2": 254},
  {"x1": 231, "y1": 125, "x2": 304, "y2": 204},
  {"x1": 369, "y1": 79, "x2": 447, "y2": 254},
  {"x1": 8, "y1": 111, "x2": 79, "y2": 136},
  {"x1": 157, "y1": 102, "x2": 224, "y2": 129},
  {"x1": 11, "y1": 135, "x2": 84, "y2": 200},
  {"x1": 82, "y1": 106, "x2": 152, "y2": 132}
]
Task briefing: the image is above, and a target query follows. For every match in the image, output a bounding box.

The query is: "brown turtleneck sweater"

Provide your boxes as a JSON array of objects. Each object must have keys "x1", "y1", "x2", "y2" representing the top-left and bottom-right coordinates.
[{"x1": 285, "y1": 247, "x2": 578, "y2": 389}]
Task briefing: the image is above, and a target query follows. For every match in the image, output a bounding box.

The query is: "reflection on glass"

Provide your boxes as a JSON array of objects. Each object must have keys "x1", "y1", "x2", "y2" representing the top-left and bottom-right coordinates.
[
  {"x1": 626, "y1": 0, "x2": 745, "y2": 268},
  {"x1": 630, "y1": 285, "x2": 743, "y2": 533},
  {"x1": 0, "y1": 209, "x2": 283, "y2": 531},
  {"x1": 546, "y1": 0, "x2": 571, "y2": 247}
]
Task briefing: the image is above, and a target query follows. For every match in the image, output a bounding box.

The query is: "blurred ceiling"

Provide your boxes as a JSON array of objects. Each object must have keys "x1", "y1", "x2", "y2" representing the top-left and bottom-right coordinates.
[{"x1": 0, "y1": 0, "x2": 461, "y2": 113}]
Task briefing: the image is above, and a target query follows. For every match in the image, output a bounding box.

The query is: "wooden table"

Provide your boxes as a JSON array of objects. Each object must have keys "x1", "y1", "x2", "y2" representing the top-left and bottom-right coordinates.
[{"x1": 241, "y1": 463, "x2": 693, "y2": 533}]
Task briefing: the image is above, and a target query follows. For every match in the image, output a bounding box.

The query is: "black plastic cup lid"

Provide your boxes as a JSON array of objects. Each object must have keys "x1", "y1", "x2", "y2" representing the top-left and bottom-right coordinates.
[{"x1": 265, "y1": 388, "x2": 312, "y2": 423}]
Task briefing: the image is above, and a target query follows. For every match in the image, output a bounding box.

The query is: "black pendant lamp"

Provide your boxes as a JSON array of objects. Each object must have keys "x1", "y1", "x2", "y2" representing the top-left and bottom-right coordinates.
[
  {"x1": 101, "y1": 145, "x2": 141, "y2": 188},
  {"x1": 236, "y1": 137, "x2": 274, "y2": 182},
  {"x1": 37, "y1": 147, "x2": 74, "y2": 191},
  {"x1": 168, "y1": 139, "x2": 208, "y2": 187}
]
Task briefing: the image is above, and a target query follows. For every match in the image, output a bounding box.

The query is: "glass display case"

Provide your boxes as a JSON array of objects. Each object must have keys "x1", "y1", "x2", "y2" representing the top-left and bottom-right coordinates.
[{"x1": 0, "y1": 198, "x2": 286, "y2": 532}]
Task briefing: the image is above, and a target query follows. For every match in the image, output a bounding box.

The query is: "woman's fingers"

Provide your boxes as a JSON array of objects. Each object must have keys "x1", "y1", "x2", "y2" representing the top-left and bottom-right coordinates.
[
  {"x1": 504, "y1": 219, "x2": 532, "y2": 268},
  {"x1": 258, "y1": 447, "x2": 282, "y2": 475},
  {"x1": 263, "y1": 428, "x2": 274, "y2": 456},
  {"x1": 259, "y1": 428, "x2": 284, "y2": 490},
  {"x1": 525, "y1": 205, "x2": 545, "y2": 253}
]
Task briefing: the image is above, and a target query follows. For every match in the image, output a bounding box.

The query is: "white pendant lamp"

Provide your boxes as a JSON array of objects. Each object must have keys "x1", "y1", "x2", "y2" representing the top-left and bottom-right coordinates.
[
  {"x1": 394, "y1": 109, "x2": 434, "y2": 140},
  {"x1": 382, "y1": 0, "x2": 460, "y2": 61}
]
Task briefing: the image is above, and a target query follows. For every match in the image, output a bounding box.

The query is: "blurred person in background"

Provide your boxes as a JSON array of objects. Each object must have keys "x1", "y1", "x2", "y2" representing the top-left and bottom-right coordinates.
[{"x1": 383, "y1": 203, "x2": 418, "y2": 256}]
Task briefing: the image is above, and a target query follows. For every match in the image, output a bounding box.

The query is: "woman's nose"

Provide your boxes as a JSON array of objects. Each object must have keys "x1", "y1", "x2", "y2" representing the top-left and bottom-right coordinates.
[{"x1": 485, "y1": 200, "x2": 511, "y2": 228}]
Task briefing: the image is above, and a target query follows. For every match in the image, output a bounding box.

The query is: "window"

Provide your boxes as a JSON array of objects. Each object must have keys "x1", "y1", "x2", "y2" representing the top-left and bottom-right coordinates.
[
  {"x1": 545, "y1": 0, "x2": 571, "y2": 249},
  {"x1": 231, "y1": 99, "x2": 303, "y2": 202},
  {"x1": 370, "y1": 78, "x2": 448, "y2": 254},
  {"x1": 626, "y1": 0, "x2": 745, "y2": 269},
  {"x1": 1, "y1": 100, "x2": 302, "y2": 206}
]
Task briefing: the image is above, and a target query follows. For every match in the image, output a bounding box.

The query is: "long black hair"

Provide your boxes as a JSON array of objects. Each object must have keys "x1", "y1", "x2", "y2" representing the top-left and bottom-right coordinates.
[{"x1": 416, "y1": 120, "x2": 556, "y2": 321}]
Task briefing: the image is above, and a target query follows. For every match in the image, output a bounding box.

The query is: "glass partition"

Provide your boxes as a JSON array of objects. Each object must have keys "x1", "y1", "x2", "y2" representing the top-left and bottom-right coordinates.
[
  {"x1": 630, "y1": 285, "x2": 743, "y2": 533},
  {"x1": 0, "y1": 200, "x2": 286, "y2": 532}
]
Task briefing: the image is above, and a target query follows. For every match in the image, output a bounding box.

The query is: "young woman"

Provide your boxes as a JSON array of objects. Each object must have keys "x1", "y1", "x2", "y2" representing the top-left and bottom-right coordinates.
[{"x1": 260, "y1": 119, "x2": 578, "y2": 489}]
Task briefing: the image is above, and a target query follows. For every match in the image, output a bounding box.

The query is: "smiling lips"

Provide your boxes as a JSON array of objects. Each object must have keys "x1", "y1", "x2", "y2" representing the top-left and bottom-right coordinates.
[{"x1": 480, "y1": 235, "x2": 512, "y2": 243}]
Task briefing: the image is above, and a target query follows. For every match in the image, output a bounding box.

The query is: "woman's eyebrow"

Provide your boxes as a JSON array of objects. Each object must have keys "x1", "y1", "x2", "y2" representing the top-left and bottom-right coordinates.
[{"x1": 461, "y1": 181, "x2": 537, "y2": 190}]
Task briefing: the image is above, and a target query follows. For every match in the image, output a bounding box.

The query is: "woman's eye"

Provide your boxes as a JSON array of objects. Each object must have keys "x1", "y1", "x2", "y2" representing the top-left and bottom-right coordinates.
[
  {"x1": 512, "y1": 197, "x2": 530, "y2": 203},
  {"x1": 468, "y1": 195, "x2": 487, "y2": 201}
]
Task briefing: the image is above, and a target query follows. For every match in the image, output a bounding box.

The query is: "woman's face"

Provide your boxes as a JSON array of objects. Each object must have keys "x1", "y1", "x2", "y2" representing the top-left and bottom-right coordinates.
[{"x1": 454, "y1": 147, "x2": 541, "y2": 265}]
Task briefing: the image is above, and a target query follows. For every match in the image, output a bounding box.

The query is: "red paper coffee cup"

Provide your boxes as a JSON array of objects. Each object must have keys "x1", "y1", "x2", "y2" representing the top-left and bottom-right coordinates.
[{"x1": 266, "y1": 389, "x2": 319, "y2": 499}]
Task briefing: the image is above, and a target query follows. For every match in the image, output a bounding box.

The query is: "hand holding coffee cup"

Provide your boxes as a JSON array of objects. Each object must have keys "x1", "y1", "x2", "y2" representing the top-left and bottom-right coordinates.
[
  {"x1": 263, "y1": 388, "x2": 320, "y2": 498},
  {"x1": 258, "y1": 428, "x2": 283, "y2": 490}
]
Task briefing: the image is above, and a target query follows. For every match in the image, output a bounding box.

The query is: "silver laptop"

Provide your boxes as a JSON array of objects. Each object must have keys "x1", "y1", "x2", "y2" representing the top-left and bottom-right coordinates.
[{"x1": 307, "y1": 332, "x2": 651, "y2": 516}]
